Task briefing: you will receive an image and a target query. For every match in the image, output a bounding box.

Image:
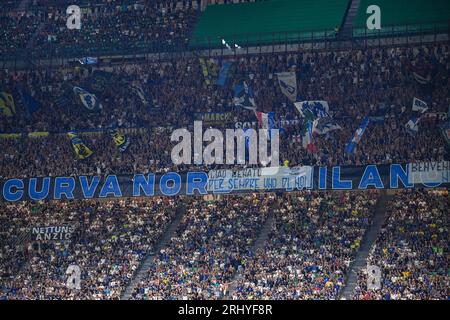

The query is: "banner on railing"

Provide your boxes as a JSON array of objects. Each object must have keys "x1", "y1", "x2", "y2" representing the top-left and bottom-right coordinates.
[
  {"x1": 1, "y1": 162, "x2": 449, "y2": 202},
  {"x1": 207, "y1": 166, "x2": 313, "y2": 193},
  {"x1": 30, "y1": 225, "x2": 75, "y2": 241}
]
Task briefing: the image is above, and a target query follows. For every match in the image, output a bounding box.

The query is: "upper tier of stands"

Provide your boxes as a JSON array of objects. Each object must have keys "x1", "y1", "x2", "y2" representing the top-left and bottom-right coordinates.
[
  {"x1": 0, "y1": 0, "x2": 449, "y2": 60},
  {"x1": 190, "y1": 0, "x2": 350, "y2": 47},
  {"x1": 352, "y1": 0, "x2": 450, "y2": 37}
]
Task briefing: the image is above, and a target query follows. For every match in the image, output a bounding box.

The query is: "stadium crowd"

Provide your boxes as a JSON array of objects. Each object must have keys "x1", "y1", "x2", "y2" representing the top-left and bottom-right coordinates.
[
  {"x1": 352, "y1": 190, "x2": 449, "y2": 300},
  {"x1": 0, "y1": 197, "x2": 179, "y2": 299},
  {"x1": 230, "y1": 191, "x2": 378, "y2": 299},
  {"x1": 1, "y1": 44, "x2": 449, "y2": 178},
  {"x1": 0, "y1": 0, "x2": 448, "y2": 302},
  {"x1": 1, "y1": 0, "x2": 200, "y2": 56},
  {"x1": 131, "y1": 194, "x2": 274, "y2": 299}
]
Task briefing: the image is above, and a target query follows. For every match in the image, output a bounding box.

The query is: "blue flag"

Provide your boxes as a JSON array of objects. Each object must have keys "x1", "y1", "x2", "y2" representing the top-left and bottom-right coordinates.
[
  {"x1": 73, "y1": 86, "x2": 103, "y2": 113},
  {"x1": 17, "y1": 86, "x2": 41, "y2": 114},
  {"x1": 345, "y1": 116, "x2": 370, "y2": 154},
  {"x1": 233, "y1": 81, "x2": 256, "y2": 111},
  {"x1": 217, "y1": 61, "x2": 233, "y2": 87}
]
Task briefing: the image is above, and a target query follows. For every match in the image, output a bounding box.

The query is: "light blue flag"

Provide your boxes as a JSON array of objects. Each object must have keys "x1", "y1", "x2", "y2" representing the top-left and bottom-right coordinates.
[{"x1": 345, "y1": 116, "x2": 370, "y2": 154}]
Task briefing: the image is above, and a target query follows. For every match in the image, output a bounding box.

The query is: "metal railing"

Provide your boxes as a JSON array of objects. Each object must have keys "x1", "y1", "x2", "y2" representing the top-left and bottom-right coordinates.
[{"x1": 1, "y1": 20, "x2": 448, "y2": 70}]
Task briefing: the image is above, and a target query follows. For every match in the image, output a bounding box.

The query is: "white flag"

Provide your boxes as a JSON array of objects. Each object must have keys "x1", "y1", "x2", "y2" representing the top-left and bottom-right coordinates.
[
  {"x1": 412, "y1": 97, "x2": 428, "y2": 113},
  {"x1": 276, "y1": 72, "x2": 297, "y2": 102}
]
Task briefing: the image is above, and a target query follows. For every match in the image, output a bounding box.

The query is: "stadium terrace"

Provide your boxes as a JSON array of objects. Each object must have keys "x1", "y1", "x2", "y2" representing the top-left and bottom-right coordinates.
[{"x1": 0, "y1": 0, "x2": 449, "y2": 304}]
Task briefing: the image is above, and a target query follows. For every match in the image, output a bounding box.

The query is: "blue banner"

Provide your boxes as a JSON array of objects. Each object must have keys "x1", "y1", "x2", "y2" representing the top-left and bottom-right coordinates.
[{"x1": 1, "y1": 162, "x2": 449, "y2": 202}]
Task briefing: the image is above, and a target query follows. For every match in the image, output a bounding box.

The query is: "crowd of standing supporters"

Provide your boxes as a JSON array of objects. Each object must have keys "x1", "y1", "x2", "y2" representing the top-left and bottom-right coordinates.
[
  {"x1": 352, "y1": 189, "x2": 449, "y2": 300},
  {"x1": 131, "y1": 194, "x2": 274, "y2": 299},
  {"x1": 230, "y1": 191, "x2": 378, "y2": 299},
  {"x1": 1, "y1": 0, "x2": 200, "y2": 56},
  {"x1": 0, "y1": 197, "x2": 178, "y2": 299},
  {"x1": 0, "y1": 44, "x2": 448, "y2": 179}
]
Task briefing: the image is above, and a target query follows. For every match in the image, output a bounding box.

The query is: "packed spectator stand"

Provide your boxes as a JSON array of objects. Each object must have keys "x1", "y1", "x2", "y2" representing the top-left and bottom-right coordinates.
[
  {"x1": 231, "y1": 191, "x2": 378, "y2": 300},
  {"x1": 352, "y1": 190, "x2": 449, "y2": 300},
  {"x1": 0, "y1": 0, "x2": 449, "y2": 301},
  {"x1": 1, "y1": 197, "x2": 179, "y2": 299}
]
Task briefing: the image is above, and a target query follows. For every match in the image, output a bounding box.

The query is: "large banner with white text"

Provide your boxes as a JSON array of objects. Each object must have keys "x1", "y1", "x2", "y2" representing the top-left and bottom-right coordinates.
[{"x1": 1, "y1": 162, "x2": 448, "y2": 202}]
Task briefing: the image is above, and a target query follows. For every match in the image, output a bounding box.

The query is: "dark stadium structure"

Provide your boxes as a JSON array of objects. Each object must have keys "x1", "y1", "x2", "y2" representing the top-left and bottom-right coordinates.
[{"x1": 0, "y1": 0, "x2": 449, "y2": 301}]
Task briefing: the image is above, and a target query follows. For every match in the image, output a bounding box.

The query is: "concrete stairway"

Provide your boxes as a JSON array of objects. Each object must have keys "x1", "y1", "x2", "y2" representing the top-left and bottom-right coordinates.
[
  {"x1": 339, "y1": 0, "x2": 361, "y2": 39},
  {"x1": 226, "y1": 209, "x2": 276, "y2": 299},
  {"x1": 120, "y1": 204, "x2": 186, "y2": 300},
  {"x1": 251, "y1": 213, "x2": 275, "y2": 253},
  {"x1": 339, "y1": 191, "x2": 393, "y2": 299}
]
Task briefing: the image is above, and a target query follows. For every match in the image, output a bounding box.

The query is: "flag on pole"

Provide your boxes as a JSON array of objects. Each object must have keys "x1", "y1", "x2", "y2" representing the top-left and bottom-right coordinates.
[
  {"x1": 294, "y1": 101, "x2": 330, "y2": 119},
  {"x1": 313, "y1": 117, "x2": 342, "y2": 135},
  {"x1": 233, "y1": 81, "x2": 256, "y2": 111},
  {"x1": 73, "y1": 86, "x2": 102, "y2": 113},
  {"x1": 217, "y1": 61, "x2": 234, "y2": 87},
  {"x1": 345, "y1": 116, "x2": 370, "y2": 154},
  {"x1": 302, "y1": 120, "x2": 317, "y2": 153},
  {"x1": 440, "y1": 121, "x2": 450, "y2": 148},
  {"x1": 405, "y1": 116, "x2": 420, "y2": 135},
  {"x1": 256, "y1": 111, "x2": 275, "y2": 130},
  {"x1": 17, "y1": 85, "x2": 41, "y2": 114},
  {"x1": 413, "y1": 72, "x2": 431, "y2": 85},
  {"x1": 276, "y1": 72, "x2": 297, "y2": 102},
  {"x1": 412, "y1": 97, "x2": 428, "y2": 113},
  {"x1": 67, "y1": 131, "x2": 94, "y2": 160}
]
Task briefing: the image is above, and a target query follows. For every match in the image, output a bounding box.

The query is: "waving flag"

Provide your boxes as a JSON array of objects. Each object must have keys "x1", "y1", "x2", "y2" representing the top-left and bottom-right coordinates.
[
  {"x1": 84, "y1": 70, "x2": 114, "y2": 95},
  {"x1": 73, "y1": 86, "x2": 102, "y2": 112},
  {"x1": 276, "y1": 72, "x2": 297, "y2": 102},
  {"x1": 0, "y1": 92, "x2": 16, "y2": 117},
  {"x1": 345, "y1": 116, "x2": 370, "y2": 154},
  {"x1": 412, "y1": 97, "x2": 428, "y2": 113},
  {"x1": 313, "y1": 117, "x2": 342, "y2": 135},
  {"x1": 405, "y1": 116, "x2": 421, "y2": 135},
  {"x1": 67, "y1": 131, "x2": 94, "y2": 160},
  {"x1": 233, "y1": 81, "x2": 256, "y2": 111},
  {"x1": 132, "y1": 82, "x2": 150, "y2": 106},
  {"x1": 55, "y1": 95, "x2": 70, "y2": 109},
  {"x1": 77, "y1": 57, "x2": 98, "y2": 65},
  {"x1": 107, "y1": 122, "x2": 131, "y2": 153},
  {"x1": 256, "y1": 111, "x2": 276, "y2": 140},
  {"x1": 217, "y1": 61, "x2": 234, "y2": 87},
  {"x1": 17, "y1": 85, "x2": 41, "y2": 114},
  {"x1": 294, "y1": 101, "x2": 330, "y2": 120},
  {"x1": 413, "y1": 72, "x2": 431, "y2": 85},
  {"x1": 256, "y1": 111, "x2": 275, "y2": 130},
  {"x1": 199, "y1": 58, "x2": 218, "y2": 85},
  {"x1": 441, "y1": 121, "x2": 450, "y2": 148},
  {"x1": 302, "y1": 120, "x2": 317, "y2": 153}
]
